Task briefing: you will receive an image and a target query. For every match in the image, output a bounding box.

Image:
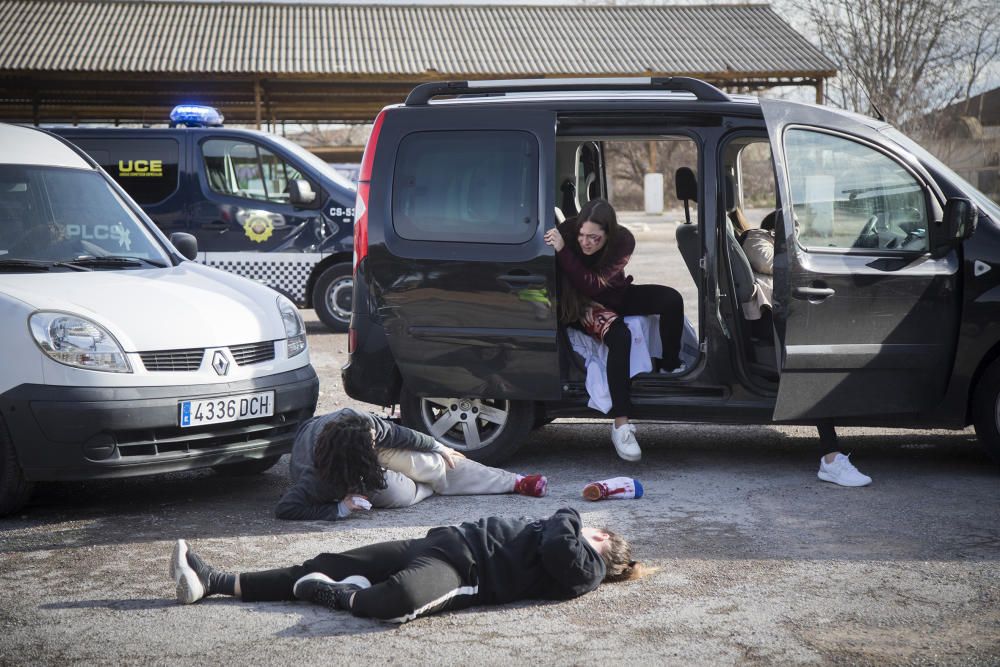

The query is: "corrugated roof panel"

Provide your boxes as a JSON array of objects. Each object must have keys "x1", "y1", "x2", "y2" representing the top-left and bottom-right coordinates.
[{"x1": 0, "y1": 1, "x2": 836, "y2": 77}]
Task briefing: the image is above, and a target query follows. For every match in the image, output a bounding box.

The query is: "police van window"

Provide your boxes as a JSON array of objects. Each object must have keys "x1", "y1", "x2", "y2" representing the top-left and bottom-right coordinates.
[
  {"x1": 72, "y1": 138, "x2": 180, "y2": 205},
  {"x1": 784, "y1": 129, "x2": 929, "y2": 253},
  {"x1": 203, "y1": 139, "x2": 311, "y2": 205},
  {"x1": 392, "y1": 130, "x2": 538, "y2": 244}
]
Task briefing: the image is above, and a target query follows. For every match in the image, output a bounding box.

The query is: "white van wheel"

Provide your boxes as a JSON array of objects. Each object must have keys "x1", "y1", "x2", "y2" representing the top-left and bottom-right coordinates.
[
  {"x1": 0, "y1": 416, "x2": 33, "y2": 517},
  {"x1": 312, "y1": 262, "x2": 353, "y2": 332},
  {"x1": 973, "y1": 360, "x2": 1000, "y2": 466},
  {"x1": 399, "y1": 387, "x2": 533, "y2": 465}
]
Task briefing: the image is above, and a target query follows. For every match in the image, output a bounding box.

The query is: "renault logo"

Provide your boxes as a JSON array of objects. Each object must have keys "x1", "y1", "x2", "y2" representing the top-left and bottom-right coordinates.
[{"x1": 211, "y1": 350, "x2": 230, "y2": 376}]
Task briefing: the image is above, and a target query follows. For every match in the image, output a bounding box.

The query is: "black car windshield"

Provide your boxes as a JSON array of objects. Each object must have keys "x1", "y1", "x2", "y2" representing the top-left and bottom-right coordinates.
[{"x1": 0, "y1": 165, "x2": 170, "y2": 269}]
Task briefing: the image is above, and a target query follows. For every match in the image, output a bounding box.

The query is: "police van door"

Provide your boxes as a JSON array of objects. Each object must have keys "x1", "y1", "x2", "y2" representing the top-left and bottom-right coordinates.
[
  {"x1": 194, "y1": 137, "x2": 323, "y2": 304},
  {"x1": 761, "y1": 99, "x2": 960, "y2": 421},
  {"x1": 370, "y1": 108, "x2": 560, "y2": 406}
]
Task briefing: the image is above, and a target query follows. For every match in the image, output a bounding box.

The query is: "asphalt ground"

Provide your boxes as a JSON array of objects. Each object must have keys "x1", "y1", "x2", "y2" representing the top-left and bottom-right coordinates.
[{"x1": 1, "y1": 211, "x2": 999, "y2": 665}]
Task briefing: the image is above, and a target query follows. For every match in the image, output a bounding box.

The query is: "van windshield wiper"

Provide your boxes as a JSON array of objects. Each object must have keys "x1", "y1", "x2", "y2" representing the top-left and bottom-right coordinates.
[
  {"x1": 0, "y1": 258, "x2": 52, "y2": 272},
  {"x1": 61, "y1": 256, "x2": 167, "y2": 269}
]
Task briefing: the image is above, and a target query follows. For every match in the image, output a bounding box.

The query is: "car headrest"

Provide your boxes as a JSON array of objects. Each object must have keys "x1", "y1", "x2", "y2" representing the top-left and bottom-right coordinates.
[
  {"x1": 675, "y1": 167, "x2": 697, "y2": 202},
  {"x1": 724, "y1": 174, "x2": 736, "y2": 214}
]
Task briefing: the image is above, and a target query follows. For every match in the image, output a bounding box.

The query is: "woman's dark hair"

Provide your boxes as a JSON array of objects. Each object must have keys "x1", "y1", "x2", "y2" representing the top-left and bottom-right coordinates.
[
  {"x1": 312, "y1": 413, "x2": 387, "y2": 499},
  {"x1": 599, "y1": 528, "x2": 647, "y2": 583},
  {"x1": 558, "y1": 198, "x2": 621, "y2": 324}
]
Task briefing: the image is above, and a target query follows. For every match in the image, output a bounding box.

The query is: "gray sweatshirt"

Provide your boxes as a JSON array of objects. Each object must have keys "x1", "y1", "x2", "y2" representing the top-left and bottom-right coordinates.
[{"x1": 275, "y1": 408, "x2": 442, "y2": 521}]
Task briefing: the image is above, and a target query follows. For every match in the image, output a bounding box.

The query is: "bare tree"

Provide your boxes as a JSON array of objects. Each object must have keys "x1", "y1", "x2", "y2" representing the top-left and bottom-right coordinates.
[{"x1": 788, "y1": 0, "x2": 1000, "y2": 133}]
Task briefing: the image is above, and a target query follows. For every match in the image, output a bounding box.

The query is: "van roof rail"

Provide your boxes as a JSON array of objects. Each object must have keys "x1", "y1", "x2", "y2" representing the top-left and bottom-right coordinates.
[{"x1": 404, "y1": 76, "x2": 732, "y2": 106}]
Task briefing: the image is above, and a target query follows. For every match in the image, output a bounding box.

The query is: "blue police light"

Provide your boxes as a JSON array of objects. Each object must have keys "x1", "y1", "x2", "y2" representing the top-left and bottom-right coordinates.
[{"x1": 169, "y1": 105, "x2": 225, "y2": 128}]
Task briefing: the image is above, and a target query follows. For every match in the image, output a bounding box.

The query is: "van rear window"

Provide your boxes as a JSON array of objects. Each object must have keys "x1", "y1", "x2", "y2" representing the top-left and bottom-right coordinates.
[{"x1": 392, "y1": 131, "x2": 538, "y2": 244}]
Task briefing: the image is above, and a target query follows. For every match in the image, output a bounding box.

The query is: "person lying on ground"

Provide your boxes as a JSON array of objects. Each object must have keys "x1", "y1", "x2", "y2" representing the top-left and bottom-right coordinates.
[
  {"x1": 275, "y1": 408, "x2": 547, "y2": 521},
  {"x1": 171, "y1": 507, "x2": 646, "y2": 623}
]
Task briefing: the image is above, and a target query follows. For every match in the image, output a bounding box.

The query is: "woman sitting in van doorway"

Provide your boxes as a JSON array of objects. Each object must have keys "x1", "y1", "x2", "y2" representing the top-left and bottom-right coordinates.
[
  {"x1": 274, "y1": 408, "x2": 548, "y2": 521},
  {"x1": 543, "y1": 199, "x2": 685, "y2": 462}
]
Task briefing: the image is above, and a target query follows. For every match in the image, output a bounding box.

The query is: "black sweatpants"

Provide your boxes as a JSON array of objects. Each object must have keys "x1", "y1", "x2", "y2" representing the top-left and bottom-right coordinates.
[
  {"x1": 606, "y1": 283, "x2": 685, "y2": 418},
  {"x1": 239, "y1": 528, "x2": 480, "y2": 623}
]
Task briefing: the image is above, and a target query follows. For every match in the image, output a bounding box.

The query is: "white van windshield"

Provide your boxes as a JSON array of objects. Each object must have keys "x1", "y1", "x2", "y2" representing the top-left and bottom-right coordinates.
[
  {"x1": 881, "y1": 127, "x2": 1000, "y2": 223},
  {"x1": 0, "y1": 166, "x2": 169, "y2": 270}
]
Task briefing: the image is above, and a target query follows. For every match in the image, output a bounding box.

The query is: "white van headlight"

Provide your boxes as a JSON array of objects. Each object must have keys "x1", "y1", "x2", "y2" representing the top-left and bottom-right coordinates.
[
  {"x1": 29, "y1": 312, "x2": 132, "y2": 373},
  {"x1": 277, "y1": 297, "x2": 307, "y2": 357}
]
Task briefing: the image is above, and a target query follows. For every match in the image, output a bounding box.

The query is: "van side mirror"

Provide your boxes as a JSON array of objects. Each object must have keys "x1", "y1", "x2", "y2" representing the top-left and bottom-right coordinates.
[
  {"x1": 288, "y1": 179, "x2": 317, "y2": 207},
  {"x1": 932, "y1": 197, "x2": 977, "y2": 257},
  {"x1": 169, "y1": 232, "x2": 198, "y2": 261}
]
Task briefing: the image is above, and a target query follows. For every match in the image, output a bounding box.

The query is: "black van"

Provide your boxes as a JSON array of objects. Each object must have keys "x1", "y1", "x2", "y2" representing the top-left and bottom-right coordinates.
[
  {"x1": 342, "y1": 77, "x2": 1000, "y2": 465},
  {"x1": 54, "y1": 106, "x2": 358, "y2": 331}
]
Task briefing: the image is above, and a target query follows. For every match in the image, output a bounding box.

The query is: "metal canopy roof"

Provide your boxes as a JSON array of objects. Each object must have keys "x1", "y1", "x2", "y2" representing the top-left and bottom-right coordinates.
[{"x1": 0, "y1": 1, "x2": 837, "y2": 124}]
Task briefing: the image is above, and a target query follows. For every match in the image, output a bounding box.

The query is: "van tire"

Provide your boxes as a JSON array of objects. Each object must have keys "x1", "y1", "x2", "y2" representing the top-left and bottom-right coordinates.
[
  {"x1": 972, "y1": 361, "x2": 1000, "y2": 465},
  {"x1": 399, "y1": 386, "x2": 533, "y2": 466},
  {"x1": 0, "y1": 416, "x2": 33, "y2": 516},
  {"x1": 312, "y1": 263, "x2": 353, "y2": 332},
  {"x1": 212, "y1": 455, "x2": 281, "y2": 476}
]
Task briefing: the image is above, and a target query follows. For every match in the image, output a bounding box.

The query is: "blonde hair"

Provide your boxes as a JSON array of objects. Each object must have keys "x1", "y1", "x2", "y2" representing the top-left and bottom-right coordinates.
[{"x1": 600, "y1": 529, "x2": 654, "y2": 583}]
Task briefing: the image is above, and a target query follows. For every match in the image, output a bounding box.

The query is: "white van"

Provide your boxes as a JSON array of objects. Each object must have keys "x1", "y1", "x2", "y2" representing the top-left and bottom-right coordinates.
[{"x1": 0, "y1": 124, "x2": 319, "y2": 515}]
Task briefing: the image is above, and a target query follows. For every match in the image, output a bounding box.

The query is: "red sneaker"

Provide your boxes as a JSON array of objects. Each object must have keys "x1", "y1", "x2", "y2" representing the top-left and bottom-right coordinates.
[{"x1": 514, "y1": 474, "x2": 548, "y2": 497}]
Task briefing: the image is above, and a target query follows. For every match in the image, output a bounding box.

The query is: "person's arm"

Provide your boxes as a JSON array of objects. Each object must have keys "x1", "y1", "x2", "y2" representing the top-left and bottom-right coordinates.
[
  {"x1": 538, "y1": 507, "x2": 607, "y2": 599},
  {"x1": 274, "y1": 482, "x2": 350, "y2": 521},
  {"x1": 555, "y1": 230, "x2": 635, "y2": 298},
  {"x1": 369, "y1": 412, "x2": 441, "y2": 453}
]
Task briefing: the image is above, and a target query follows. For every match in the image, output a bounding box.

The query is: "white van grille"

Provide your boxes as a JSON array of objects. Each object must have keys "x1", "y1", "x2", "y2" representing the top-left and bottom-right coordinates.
[
  {"x1": 229, "y1": 341, "x2": 276, "y2": 366},
  {"x1": 139, "y1": 349, "x2": 204, "y2": 372}
]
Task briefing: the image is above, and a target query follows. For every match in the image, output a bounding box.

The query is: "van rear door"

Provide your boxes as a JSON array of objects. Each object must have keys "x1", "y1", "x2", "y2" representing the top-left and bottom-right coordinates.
[
  {"x1": 368, "y1": 108, "x2": 560, "y2": 401},
  {"x1": 761, "y1": 99, "x2": 960, "y2": 420}
]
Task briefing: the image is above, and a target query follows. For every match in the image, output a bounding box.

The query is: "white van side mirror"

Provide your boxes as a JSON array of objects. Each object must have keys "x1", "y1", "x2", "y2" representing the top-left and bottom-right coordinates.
[{"x1": 170, "y1": 232, "x2": 198, "y2": 261}]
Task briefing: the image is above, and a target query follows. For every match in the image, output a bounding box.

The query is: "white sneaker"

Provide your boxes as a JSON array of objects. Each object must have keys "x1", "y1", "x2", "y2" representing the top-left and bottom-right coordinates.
[
  {"x1": 817, "y1": 453, "x2": 872, "y2": 487},
  {"x1": 611, "y1": 423, "x2": 642, "y2": 462}
]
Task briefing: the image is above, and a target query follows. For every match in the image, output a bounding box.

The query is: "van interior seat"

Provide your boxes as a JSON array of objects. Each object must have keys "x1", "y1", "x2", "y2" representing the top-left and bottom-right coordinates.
[{"x1": 674, "y1": 167, "x2": 701, "y2": 284}]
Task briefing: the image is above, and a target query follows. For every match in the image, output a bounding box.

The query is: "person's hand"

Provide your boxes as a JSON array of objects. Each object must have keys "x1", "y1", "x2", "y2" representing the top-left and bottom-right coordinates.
[
  {"x1": 344, "y1": 495, "x2": 371, "y2": 512},
  {"x1": 438, "y1": 446, "x2": 467, "y2": 469},
  {"x1": 543, "y1": 228, "x2": 565, "y2": 252}
]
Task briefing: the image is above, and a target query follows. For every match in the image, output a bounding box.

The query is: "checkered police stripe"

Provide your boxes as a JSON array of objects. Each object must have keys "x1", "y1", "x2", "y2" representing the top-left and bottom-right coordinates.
[{"x1": 202, "y1": 252, "x2": 323, "y2": 304}]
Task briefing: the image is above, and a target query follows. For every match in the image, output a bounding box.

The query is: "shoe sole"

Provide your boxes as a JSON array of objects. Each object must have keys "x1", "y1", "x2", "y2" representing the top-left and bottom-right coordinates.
[
  {"x1": 613, "y1": 447, "x2": 642, "y2": 462},
  {"x1": 293, "y1": 573, "x2": 372, "y2": 599},
  {"x1": 817, "y1": 471, "x2": 872, "y2": 487},
  {"x1": 170, "y1": 539, "x2": 206, "y2": 605}
]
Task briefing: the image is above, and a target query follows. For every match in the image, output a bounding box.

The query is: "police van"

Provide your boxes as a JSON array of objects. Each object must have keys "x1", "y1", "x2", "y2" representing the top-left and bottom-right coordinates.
[
  {"x1": 0, "y1": 123, "x2": 319, "y2": 515},
  {"x1": 54, "y1": 106, "x2": 358, "y2": 331}
]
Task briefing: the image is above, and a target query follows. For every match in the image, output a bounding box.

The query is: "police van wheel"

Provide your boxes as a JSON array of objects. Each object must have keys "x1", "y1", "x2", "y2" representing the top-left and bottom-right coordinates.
[
  {"x1": 399, "y1": 386, "x2": 533, "y2": 466},
  {"x1": 0, "y1": 416, "x2": 33, "y2": 517},
  {"x1": 312, "y1": 263, "x2": 353, "y2": 333},
  {"x1": 972, "y1": 360, "x2": 1000, "y2": 466},
  {"x1": 212, "y1": 455, "x2": 281, "y2": 476}
]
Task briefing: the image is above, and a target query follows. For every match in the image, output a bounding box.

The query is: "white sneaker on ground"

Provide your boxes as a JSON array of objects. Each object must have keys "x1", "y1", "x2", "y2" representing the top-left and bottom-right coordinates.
[
  {"x1": 817, "y1": 453, "x2": 872, "y2": 487},
  {"x1": 611, "y1": 422, "x2": 642, "y2": 462}
]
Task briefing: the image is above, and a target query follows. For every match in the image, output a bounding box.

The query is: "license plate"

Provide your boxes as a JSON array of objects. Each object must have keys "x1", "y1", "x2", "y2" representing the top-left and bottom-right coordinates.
[{"x1": 179, "y1": 391, "x2": 275, "y2": 428}]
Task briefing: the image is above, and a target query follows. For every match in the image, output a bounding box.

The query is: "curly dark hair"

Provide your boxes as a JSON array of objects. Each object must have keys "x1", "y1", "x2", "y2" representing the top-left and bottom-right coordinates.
[{"x1": 312, "y1": 413, "x2": 387, "y2": 500}]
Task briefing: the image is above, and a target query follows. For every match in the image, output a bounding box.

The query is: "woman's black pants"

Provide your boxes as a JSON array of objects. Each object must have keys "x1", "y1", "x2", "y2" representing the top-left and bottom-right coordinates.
[
  {"x1": 606, "y1": 283, "x2": 685, "y2": 418},
  {"x1": 239, "y1": 528, "x2": 480, "y2": 623}
]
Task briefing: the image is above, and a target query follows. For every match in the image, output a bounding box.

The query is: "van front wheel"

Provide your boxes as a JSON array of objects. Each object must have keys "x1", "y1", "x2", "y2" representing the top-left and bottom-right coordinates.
[
  {"x1": 972, "y1": 360, "x2": 1000, "y2": 465},
  {"x1": 399, "y1": 387, "x2": 533, "y2": 466},
  {"x1": 0, "y1": 416, "x2": 33, "y2": 516},
  {"x1": 312, "y1": 262, "x2": 353, "y2": 332}
]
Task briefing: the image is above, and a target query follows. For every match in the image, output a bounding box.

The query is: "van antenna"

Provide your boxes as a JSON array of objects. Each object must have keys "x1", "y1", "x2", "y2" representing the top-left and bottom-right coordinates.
[{"x1": 839, "y1": 61, "x2": 886, "y2": 122}]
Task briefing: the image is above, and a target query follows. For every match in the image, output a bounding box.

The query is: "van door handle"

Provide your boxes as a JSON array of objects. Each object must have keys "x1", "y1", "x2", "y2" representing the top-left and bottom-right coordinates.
[
  {"x1": 202, "y1": 222, "x2": 229, "y2": 232},
  {"x1": 793, "y1": 286, "x2": 835, "y2": 300},
  {"x1": 498, "y1": 273, "x2": 546, "y2": 286}
]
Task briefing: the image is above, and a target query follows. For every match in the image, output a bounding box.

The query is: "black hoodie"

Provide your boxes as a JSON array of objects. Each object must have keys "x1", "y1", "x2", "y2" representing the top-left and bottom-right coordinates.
[{"x1": 451, "y1": 507, "x2": 607, "y2": 604}]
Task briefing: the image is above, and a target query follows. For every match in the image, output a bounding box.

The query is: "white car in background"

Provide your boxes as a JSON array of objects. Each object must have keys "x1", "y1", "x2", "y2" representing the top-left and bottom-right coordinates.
[{"x1": 0, "y1": 123, "x2": 319, "y2": 515}]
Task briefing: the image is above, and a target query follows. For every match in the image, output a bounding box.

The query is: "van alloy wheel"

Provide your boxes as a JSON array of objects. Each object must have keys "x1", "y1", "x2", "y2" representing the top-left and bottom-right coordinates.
[
  {"x1": 399, "y1": 386, "x2": 533, "y2": 465},
  {"x1": 312, "y1": 262, "x2": 353, "y2": 332}
]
